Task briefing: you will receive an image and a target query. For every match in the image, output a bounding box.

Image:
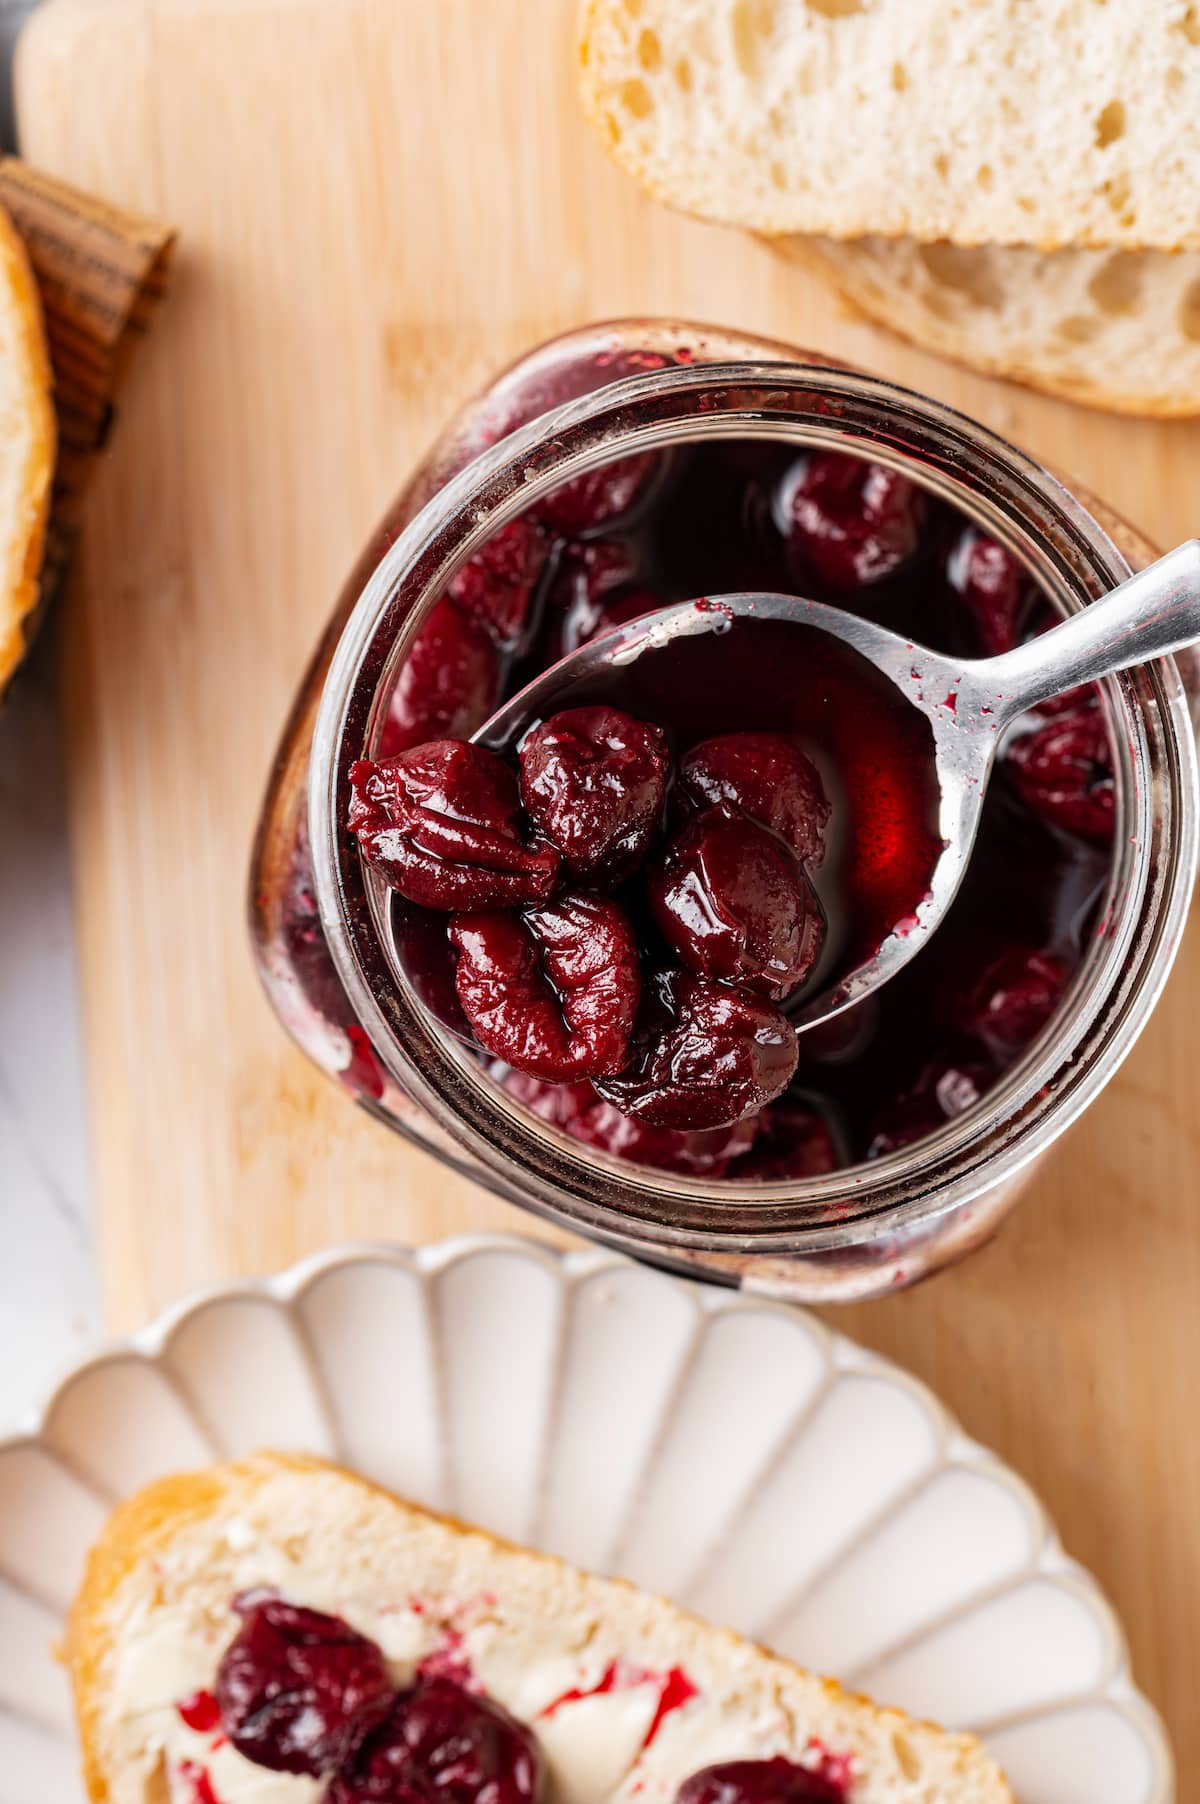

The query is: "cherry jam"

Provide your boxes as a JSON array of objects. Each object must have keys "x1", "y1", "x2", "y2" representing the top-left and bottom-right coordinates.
[
  {"x1": 340, "y1": 375, "x2": 1115, "y2": 1176},
  {"x1": 197, "y1": 1591, "x2": 848, "y2": 1804},
  {"x1": 513, "y1": 615, "x2": 942, "y2": 987}
]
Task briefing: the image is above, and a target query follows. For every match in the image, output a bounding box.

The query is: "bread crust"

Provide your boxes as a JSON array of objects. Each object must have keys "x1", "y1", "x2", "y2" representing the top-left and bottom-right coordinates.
[
  {"x1": 0, "y1": 197, "x2": 54, "y2": 695},
  {"x1": 66, "y1": 1451, "x2": 1011, "y2": 1804}
]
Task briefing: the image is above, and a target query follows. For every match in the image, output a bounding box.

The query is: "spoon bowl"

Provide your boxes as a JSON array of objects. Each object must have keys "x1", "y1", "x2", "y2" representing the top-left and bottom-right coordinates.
[
  {"x1": 469, "y1": 539, "x2": 1200, "y2": 1032},
  {"x1": 475, "y1": 593, "x2": 991, "y2": 1032}
]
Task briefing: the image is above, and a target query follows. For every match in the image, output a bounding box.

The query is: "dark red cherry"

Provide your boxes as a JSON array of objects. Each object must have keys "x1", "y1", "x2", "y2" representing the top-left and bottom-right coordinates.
[
  {"x1": 533, "y1": 451, "x2": 659, "y2": 536},
  {"x1": 553, "y1": 583, "x2": 667, "y2": 659},
  {"x1": 930, "y1": 1061, "x2": 993, "y2": 1118},
  {"x1": 796, "y1": 995, "x2": 881, "y2": 1066},
  {"x1": 447, "y1": 518, "x2": 549, "y2": 647},
  {"x1": 450, "y1": 893, "x2": 639, "y2": 1081},
  {"x1": 678, "y1": 734, "x2": 830, "y2": 867},
  {"x1": 495, "y1": 1067, "x2": 599, "y2": 1131},
  {"x1": 865, "y1": 1089, "x2": 939, "y2": 1158},
  {"x1": 281, "y1": 827, "x2": 357, "y2": 1030},
  {"x1": 675, "y1": 1756, "x2": 845, "y2": 1804},
  {"x1": 348, "y1": 741, "x2": 559, "y2": 911},
  {"x1": 215, "y1": 1595, "x2": 394, "y2": 1776},
  {"x1": 570, "y1": 1095, "x2": 758, "y2": 1176},
  {"x1": 326, "y1": 1677, "x2": 541, "y2": 1804},
  {"x1": 945, "y1": 526, "x2": 1032, "y2": 656},
  {"x1": 544, "y1": 541, "x2": 663, "y2": 658},
  {"x1": 727, "y1": 1097, "x2": 839, "y2": 1180},
  {"x1": 648, "y1": 808, "x2": 824, "y2": 1002},
  {"x1": 498, "y1": 1068, "x2": 757, "y2": 1177},
  {"x1": 519, "y1": 705, "x2": 670, "y2": 883},
  {"x1": 1033, "y1": 679, "x2": 1102, "y2": 718},
  {"x1": 558, "y1": 538, "x2": 640, "y2": 604},
  {"x1": 568, "y1": 585, "x2": 664, "y2": 654},
  {"x1": 595, "y1": 968, "x2": 798, "y2": 1131},
  {"x1": 1005, "y1": 699, "x2": 1115, "y2": 841},
  {"x1": 867, "y1": 1060, "x2": 991, "y2": 1159},
  {"x1": 962, "y1": 945, "x2": 1068, "y2": 1060},
  {"x1": 469, "y1": 348, "x2": 672, "y2": 534},
  {"x1": 782, "y1": 452, "x2": 925, "y2": 592},
  {"x1": 380, "y1": 602, "x2": 500, "y2": 757}
]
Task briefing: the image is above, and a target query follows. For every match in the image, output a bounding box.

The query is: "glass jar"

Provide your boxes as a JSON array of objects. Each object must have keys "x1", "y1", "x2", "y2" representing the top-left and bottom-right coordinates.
[{"x1": 249, "y1": 320, "x2": 1198, "y2": 1302}]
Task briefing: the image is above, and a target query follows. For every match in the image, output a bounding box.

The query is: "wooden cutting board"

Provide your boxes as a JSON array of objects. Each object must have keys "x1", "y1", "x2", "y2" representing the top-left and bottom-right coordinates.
[{"x1": 16, "y1": 0, "x2": 1200, "y2": 1778}]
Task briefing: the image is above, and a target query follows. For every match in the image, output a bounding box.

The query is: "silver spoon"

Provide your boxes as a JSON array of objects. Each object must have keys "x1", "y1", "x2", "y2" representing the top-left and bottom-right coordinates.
[{"x1": 472, "y1": 539, "x2": 1200, "y2": 1034}]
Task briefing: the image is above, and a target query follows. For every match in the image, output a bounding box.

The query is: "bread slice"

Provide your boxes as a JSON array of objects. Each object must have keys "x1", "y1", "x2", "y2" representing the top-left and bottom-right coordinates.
[
  {"x1": 67, "y1": 1451, "x2": 1011, "y2": 1804},
  {"x1": 0, "y1": 197, "x2": 53, "y2": 697},
  {"x1": 787, "y1": 234, "x2": 1200, "y2": 417},
  {"x1": 578, "y1": 0, "x2": 1200, "y2": 252}
]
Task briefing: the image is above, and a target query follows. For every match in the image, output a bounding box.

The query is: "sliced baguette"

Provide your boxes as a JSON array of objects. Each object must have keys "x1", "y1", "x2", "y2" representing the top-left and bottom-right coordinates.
[
  {"x1": 0, "y1": 197, "x2": 54, "y2": 696},
  {"x1": 67, "y1": 1451, "x2": 1012, "y2": 1804},
  {"x1": 578, "y1": 0, "x2": 1200, "y2": 252},
  {"x1": 788, "y1": 235, "x2": 1200, "y2": 417}
]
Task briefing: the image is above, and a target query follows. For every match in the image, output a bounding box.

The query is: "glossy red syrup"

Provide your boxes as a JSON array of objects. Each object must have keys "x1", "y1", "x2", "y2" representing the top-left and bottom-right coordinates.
[
  {"x1": 178, "y1": 1761, "x2": 222, "y2": 1804},
  {"x1": 177, "y1": 1691, "x2": 222, "y2": 1734},
  {"x1": 415, "y1": 1625, "x2": 479, "y2": 1690},
  {"x1": 539, "y1": 1657, "x2": 698, "y2": 1752},
  {"x1": 644, "y1": 1665, "x2": 701, "y2": 1750},
  {"x1": 805, "y1": 1738, "x2": 856, "y2": 1794}
]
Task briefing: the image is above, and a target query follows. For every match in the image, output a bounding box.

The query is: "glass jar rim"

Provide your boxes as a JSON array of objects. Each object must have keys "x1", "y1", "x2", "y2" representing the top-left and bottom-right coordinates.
[{"x1": 309, "y1": 353, "x2": 1198, "y2": 1259}]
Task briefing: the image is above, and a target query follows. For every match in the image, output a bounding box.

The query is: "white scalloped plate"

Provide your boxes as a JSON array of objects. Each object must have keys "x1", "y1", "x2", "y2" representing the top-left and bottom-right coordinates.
[{"x1": 0, "y1": 1236, "x2": 1171, "y2": 1804}]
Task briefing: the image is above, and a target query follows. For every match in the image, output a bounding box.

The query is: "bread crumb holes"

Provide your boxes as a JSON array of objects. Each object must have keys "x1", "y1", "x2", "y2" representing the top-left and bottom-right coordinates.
[
  {"x1": 1178, "y1": 3, "x2": 1200, "y2": 43},
  {"x1": 917, "y1": 241, "x2": 1003, "y2": 307},
  {"x1": 620, "y1": 78, "x2": 653, "y2": 119},
  {"x1": 1179, "y1": 280, "x2": 1200, "y2": 342},
  {"x1": 1095, "y1": 99, "x2": 1126, "y2": 147},
  {"x1": 1087, "y1": 252, "x2": 1143, "y2": 315},
  {"x1": 892, "y1": 1731, "x2": 922, "y2": 1782},
  {"x1": 1057, "y1": 314, "x2": 1104, "y2": 345}
]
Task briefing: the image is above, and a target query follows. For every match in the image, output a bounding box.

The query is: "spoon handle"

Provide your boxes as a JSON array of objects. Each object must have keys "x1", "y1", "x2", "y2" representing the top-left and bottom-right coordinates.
[{"x1": 982, "y1": 540, "x2": 1200, "y2": 714}]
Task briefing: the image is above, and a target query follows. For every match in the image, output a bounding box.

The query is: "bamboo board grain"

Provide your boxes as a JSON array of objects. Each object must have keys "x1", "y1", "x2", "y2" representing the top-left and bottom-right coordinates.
[{"x1": 15, "y1": 0, "x2": 1200, "y2": 1781}]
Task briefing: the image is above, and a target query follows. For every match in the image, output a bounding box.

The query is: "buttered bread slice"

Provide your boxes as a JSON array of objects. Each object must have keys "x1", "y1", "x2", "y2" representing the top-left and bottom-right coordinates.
[{"x1": 66, "y1": 1452, "x2": 1011, "y2": 1804}]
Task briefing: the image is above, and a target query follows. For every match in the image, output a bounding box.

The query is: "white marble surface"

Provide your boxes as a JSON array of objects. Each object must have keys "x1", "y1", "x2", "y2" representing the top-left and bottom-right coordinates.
[
  {"x1": 0, "y1": 618, "x2": 98, "y2": 1428},
  {"x1": 0, "y1": 0, "x2": 98, "y2": 1431}
]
